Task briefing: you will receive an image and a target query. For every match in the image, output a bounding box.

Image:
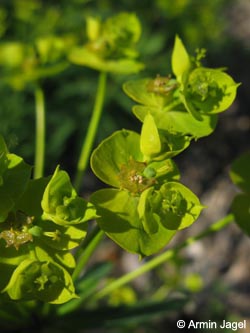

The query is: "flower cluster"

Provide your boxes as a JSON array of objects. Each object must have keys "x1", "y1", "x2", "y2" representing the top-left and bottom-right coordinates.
[
  {"x1": 0, "y1": 136, "x2": 96, "y2": 303},
  {"x1": 68, "y1": 12, "x2": 144, "y2": 74},
  {"x1": 90, "y1": 36, "x2": 238, "y2": 257}
]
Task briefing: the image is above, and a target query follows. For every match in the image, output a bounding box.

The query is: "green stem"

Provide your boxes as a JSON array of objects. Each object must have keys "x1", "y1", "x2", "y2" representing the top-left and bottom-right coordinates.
[
  {"x1": 72, "y1": 225, "x2": 104, "y2": 281},
  {"x1": 74, "y1": 71, "x2": 107, "y2": 191},
  {"x1": 164, "y1": 99, "x2": 182, "y2": 111},
  {"x1": 34, "y1": 86, "x2": 45, "y2": 179},
  {"x1": 92, "y1": 213, "x2": 234, "y2": 300}
]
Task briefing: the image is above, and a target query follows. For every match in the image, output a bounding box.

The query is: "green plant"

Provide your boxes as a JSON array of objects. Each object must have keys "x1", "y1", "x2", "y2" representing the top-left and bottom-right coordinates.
[{"x1": 0, "y1": 11, "x2": 242, "y2": 332}]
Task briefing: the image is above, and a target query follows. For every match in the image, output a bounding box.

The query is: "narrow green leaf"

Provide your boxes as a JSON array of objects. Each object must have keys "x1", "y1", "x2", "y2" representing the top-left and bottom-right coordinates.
[
  {"x1": 57, "y1": 262, "x2": 113, "y2": 315},
  {"x1": 55, "y1": 297, "x2": 188, "y2": 329}
]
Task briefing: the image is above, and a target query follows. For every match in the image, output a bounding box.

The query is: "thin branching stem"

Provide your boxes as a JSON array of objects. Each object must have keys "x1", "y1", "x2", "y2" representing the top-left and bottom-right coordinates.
[
  {"x1": 74, "y1": 71, "x2": 107, "y2": 191},
  {"x1": 92, "y1": 213, "x2": 234, "y2": 300},
  {"x1": 34, "y1": 86, "x2": 46, "y2": 179},
  {"x1": 72, "y1": 225, "x2": 104, "y2": 281}
]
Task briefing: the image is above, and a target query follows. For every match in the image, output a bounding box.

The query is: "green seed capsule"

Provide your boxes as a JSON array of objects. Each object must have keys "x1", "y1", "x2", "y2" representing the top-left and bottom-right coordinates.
[
  {"x1": 29, "y1": 226, "x2": 43, "y2": 237},
  {"x1": 143, "y1": 166, "x2": 156, "y2": 178}
]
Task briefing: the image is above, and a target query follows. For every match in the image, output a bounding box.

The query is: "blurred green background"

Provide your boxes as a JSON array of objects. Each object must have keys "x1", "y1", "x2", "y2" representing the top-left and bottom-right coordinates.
[{"x1": 1, "y1": 1, "x2": 250, "y2": 332}]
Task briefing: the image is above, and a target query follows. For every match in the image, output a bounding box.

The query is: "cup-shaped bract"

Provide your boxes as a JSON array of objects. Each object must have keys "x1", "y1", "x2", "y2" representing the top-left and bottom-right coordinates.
[
  {"x1": 0, "y1": 36, "x2": 71, "y2": 89},
  {"x1": 91, "y1": 129, "x2": 179, "y2": 194},
  {"x1": 69, "y1": 12, "x2": 144, "y2": 74},
  {"x1": 91, "y1": 181, "x2": 203, "y2": 256},
  {"x1": 0, "y1": 136, "x2": 96, "y2": 304},
  {"x1": 41, "y1": 166, "x2": 97, "y2": 226},
  {"x1": 123, "y1": 35, "x2": 238, "y2": 137},
  {"x1": 3, "y1": 258, "x2": 77, "y2": 304},
  {"x1": 182, "y1": 67, "x2": 239, "y2": 119},
  {"x1": 138, "y1": 182, "x2": 204, "y2": 232},
  {"x1": 91, "y1": 188, "x2": 177, "y2": 256}
]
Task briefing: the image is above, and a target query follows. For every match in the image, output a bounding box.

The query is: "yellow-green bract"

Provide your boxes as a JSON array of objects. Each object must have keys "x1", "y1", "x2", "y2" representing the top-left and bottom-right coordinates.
[
  {"x1": 68, "y1": 12, "x2": 144, "y2": 74},
  {"x1": 0, "y1": 136, "x2": 96, "y2": 304},
  {"x1": 41, "y1": 166, "x2": 96, "y2": 226},
  {"x1": 123, "y1": 35, "x2": 239, "y2": 135},
  {"x1": 140, "y1": 114, "x2": 162, "y2": 160},
  {"x1": 90, "y1": 128, "x2": 203, "y2": 256}
]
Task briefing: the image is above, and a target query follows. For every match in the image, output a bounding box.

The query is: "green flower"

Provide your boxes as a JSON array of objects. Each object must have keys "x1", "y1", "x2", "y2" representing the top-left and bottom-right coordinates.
[
  {"x1": 0, "y1": 136, "x2": 96, "y2": 303},
  {"x1": 181, "y1": 67, "x2": 239, "y2": 120},
  {"x1": 91, "y1": 129, "x2": 179, "y2": 193},
  {"x1": 2, "y1": 258, "x2": 77, "y2": 304},
  {"x1": 137, "y1": 183, "x2": 204, "y2": 234},
  {"x1": 90, "y1": 129, "x2": 202, "y2": 256},
  {"x1": 68, "y1": 12, "x2": 144, "y2": 74},
  {"x1": 0, "y1": 36, "x2": 71, "y2": 90},
  {"x1": 171, "y1": 35, "x2": 239, "y2": 120},
  {"x1": 41, "y1": 166, "x2": 96, "y2": 226},
  {"x1": 123, "y1": 35, "x2": 239, "y2": 138}
]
